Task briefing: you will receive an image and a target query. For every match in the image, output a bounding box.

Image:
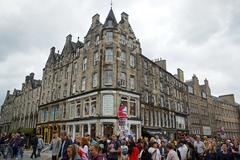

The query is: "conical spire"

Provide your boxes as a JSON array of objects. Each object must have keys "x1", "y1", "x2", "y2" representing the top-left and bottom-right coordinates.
[{"x1": 103, "y1": 8, "x2": 117, "y2": 28}]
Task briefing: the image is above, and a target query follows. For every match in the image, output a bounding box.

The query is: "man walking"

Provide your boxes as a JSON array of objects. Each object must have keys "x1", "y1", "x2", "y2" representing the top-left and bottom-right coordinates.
[
  {"x1": 30, "y1": 133, "x2": 38, "y2": 159},
  {"x1": 50, "y1": 131, "x2": 61, "y2": 160},
  {"x1": 58, "y1": 131, "x2": 73, "y2": 160}
]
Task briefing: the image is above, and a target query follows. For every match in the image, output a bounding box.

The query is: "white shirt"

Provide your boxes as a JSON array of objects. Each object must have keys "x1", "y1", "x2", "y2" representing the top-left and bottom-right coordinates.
[
  {"x1": 194, "y1": 141, "x2": 205, "y2": 155},
  {"x1": 177, "y1": 144, "x2": 188, "y2": 160},
  {"x1": 148, "y1": 147, "x2": 161, "y2": 160}
]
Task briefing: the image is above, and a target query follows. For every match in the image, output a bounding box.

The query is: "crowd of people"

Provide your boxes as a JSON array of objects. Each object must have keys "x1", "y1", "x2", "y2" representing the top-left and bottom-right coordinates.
[
  {"x1": 0, "y1": 132, "x2": 26, "y2": 159},
  {"x1": 0, "y1": 131, "x2": 240, "y2": 160}
]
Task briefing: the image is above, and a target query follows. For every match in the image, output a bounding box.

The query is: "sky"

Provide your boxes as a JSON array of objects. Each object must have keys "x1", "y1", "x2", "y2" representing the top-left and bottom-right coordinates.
[{"x1": 0, "y1": 0, "x2": 239, "y2": 104}]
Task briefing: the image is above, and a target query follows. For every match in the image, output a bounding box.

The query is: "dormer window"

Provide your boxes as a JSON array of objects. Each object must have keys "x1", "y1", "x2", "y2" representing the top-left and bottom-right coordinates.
[
  {"x1": 87, "y1": 41, "x2": 90, "y2": 47},
  {"x1": 95, "y1": 35, "x2": 100, "y2": 45},
  {"x1": 108, "y1": 20, "x2": 113, "y2": 27}
]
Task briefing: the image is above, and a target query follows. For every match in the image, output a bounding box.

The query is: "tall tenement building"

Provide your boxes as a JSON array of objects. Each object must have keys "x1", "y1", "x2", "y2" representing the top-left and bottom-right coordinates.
[
  {"x1": 186, "y1": 75, "x2": 240, "y2": 138},
  {"x1": 0, "y1": 9, "x2": 239, "y2": 142},
  {"x1": 0, "y1": 73, "x2": 41, "y2": 132}
]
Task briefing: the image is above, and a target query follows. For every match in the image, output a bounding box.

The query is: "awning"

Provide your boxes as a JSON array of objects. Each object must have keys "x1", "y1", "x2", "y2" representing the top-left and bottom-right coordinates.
[{"x1": 142, "y1": 127, "x2": 162, "y2": 136}]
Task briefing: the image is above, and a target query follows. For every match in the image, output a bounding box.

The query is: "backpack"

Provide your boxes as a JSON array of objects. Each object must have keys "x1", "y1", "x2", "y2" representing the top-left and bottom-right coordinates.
[{"x1": 121, "y1": 146, "x2": 128, "y2": 155}]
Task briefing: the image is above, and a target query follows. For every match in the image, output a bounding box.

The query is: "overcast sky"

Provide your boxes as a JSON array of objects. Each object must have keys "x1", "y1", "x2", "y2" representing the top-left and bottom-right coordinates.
[{"x1": 0, "y1": 0, "x2": 239, "y2": 104}]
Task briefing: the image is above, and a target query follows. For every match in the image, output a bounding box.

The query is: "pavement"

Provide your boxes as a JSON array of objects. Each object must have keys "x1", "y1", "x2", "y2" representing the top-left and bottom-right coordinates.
[{"x1": 0, "y1": 150, "x2": 52, "y2": 160}]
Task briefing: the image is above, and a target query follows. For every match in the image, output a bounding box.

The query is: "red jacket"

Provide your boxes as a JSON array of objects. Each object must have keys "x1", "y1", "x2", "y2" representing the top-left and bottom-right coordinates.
[{"x1": 129, "y1": 147, "x2": 139, "y2": 160}]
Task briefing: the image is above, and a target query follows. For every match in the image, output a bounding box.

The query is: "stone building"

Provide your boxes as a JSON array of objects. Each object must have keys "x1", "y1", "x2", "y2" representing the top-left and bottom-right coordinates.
[
  {"x1": 0, "y1": 73, "x2": 41, "y2": 133},
  {"x1": 1, "y1": 8, "x2": 239, "y2": 141},
  {"x1": 37, "y1": 9, "x2": 142, "y2": 143},
  {"x1": 186, "y1": 75, "x2": 240, "y2": 137},
  {"x1": 208, "y1": 94, "x2": 240, "y2": 138},
  {"x1": 37, "y1": 9, "x2": 189, "y2": 143},
  {"x1": 139, "y1": 57, "x2": 189, "y2": 140},
  {"x1": 186, "y1": 75, "x2": 211, "y2": 136}
]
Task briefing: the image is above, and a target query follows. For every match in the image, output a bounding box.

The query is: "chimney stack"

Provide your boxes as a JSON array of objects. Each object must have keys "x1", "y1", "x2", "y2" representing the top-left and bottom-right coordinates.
[
  {"x1": 121, "y1": 12, "x2": 129, "y2": 21},
  {"x1": 92, "y1": 14, "x2": 100, "y2": 25}
]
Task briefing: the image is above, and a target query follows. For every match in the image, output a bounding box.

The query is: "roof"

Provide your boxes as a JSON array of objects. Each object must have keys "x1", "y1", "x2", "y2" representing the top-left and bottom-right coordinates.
[{"x1": 103, "y1": 8, "x2": 118, "y2": 28}]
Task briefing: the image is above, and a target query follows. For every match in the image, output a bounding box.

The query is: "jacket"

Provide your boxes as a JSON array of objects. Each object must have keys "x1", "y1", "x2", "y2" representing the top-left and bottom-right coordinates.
[
  {"x1": 92, "y1": 154, "x2": 107, "y2": 160},
  {"x1": 59, "y1": 138, "x2": 73, "y2": 160}
]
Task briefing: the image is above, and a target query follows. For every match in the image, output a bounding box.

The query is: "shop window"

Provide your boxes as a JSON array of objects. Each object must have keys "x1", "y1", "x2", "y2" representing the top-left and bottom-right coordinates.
[
  {"x1": 90, "y1": 124, "x2": 96, "y2": 138},
  {"x1": 103, "y1": 123, "x2": 113, "y2": 136},
  {"x1": 83, "y1": 124, "x2": 88, "y2": 135}
]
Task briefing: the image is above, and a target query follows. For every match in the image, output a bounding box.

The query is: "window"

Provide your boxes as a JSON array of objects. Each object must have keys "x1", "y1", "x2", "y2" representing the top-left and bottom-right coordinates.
[
  {"x1": 176, "y1": 116, "x2": 185, "y2": 129},
  {"x1": 105, "y1": 49, "x2": 113, "y2": 62},
  {"x1": 120, "y1": 34, "x2": 126, "y2": 45},
  {"x1": 95, "y1": 35, "x2": 100, "y2": 45},
  {"x1": 188, "y1": 86, "x2": 194, "y2": 94},
  {"x1": 202, "y1": 92, "x2": 207, "y2": 99},
  {"x1": 106, "y1": 31, "x2": 113, "y2": 42},
  {"x1": 76, "y1": 102, "x2": 81, "y2": 118},
  {"x1": 130, "y1": 54, "x2": 135, "y2": 68},
  {"x1": 75, "y1": 125, "x2": 80, "y2": 134},
  {"x1": 167, "y1": 86, "x2": 170, "y2": 95},
  {"x1": 72, "y1": 82, "x2": 76, "y2": 94},
  {"x1": 84, "y1": 99, "x2": 90, "y2": 116},
  {"x1": 90, "y1": 97, "x2": 96, "y2": 116},
  {"x1": 160, "y1": 83, "x2": 163, "y2": 92},
  {"x1": 143, "y1": 60, "x2": 148, "y2": 69},
  {"x1": 160, "y1": 96, "x2": 164, "y2": 107},
  {"x1": 63, "y1": 105, "x2": 66, "y2": 118},
  {"x1": 130, "y1": 99, "x2": 136, "y2": 116},
  {"x1": 107, "y1": 20, "x2": 113, "y2": 27},
  {"x1": 130, "y1": 76, "x2": 135, "y2": 89},
  {"x1": 120, "y1": 51, "x2": 126, "y2": 64},
  {"x1": 128, "y1": 38, "x2": 133, "y2": 48},
  {"x1": 103, "y1": 95, "x2": 114, "y2": 116},
  {"x1": 92, "y1": 73, "x2": 97, "y2": 88},
  {"x1": 81, "y1": 77, "x2": 86, "y2": 91},
  {"x1": 70, "y1": 103, "x2": 75, "y2": 118},
  {"x1": 104, "y1": 71, "x2": 113, "y2": 85},
  {"x1": 43, "y1": 109, "x2": 48, "y2": 122},
  {"x1": 144, "y1": 92, "x2": 149, "y2": 103},
  {"x1": 73, "y1": 62, "x2": 78, "y2": 74},
  {"x1": 93, "y1": 52, "x2": 99, "y2": 66},
  {"x1": 144, "y1": 74, "x2": 148, "y2": 85},
  {"x1": 83, "y1": 57, "x2": 87, "y2": 71},
  {"x1": 120, "y1": 72, "x2": 126, "y2": 87}
]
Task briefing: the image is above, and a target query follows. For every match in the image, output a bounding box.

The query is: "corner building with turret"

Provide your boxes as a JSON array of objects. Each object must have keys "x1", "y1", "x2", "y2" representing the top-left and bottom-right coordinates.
[{"x1": 37, "y1": 9, "x2": 189, "y2": 143}]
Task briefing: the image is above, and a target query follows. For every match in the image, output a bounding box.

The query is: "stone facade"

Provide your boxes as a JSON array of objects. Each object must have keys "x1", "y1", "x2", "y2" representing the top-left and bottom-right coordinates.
[
  {"x1": 186, "y1": 75, "x2": 240, "y2": 138},
  {"x1": 208, "y1": 95, "x2": 240, "y2": 138},
  {"x1": 186, "y1": 75, "x2": 211, "y2": 136},
  {"x1": 37, "y1": 10, "x2": 142, "y2": 143},
  {"x1": 0, "y1": 73, "x2": 41, "y2": 133},
  {"x1": 0, "y1": 8, "x2": 239, "y2": 141},
  {"x1": 139, "y1": 56, "x2": 189, "y2": 140}
]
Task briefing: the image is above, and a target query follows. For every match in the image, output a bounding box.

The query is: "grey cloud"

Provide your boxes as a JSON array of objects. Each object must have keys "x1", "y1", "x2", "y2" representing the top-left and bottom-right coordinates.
[{"x1": 0, "y1": 0, "x2": 240, "y2": 104}]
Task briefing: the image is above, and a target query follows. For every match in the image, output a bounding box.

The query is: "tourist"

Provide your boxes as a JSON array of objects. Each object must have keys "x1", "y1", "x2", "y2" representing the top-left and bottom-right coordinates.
[
  {"x1": 30, "y1": 133, "x2": 38, "y2": 159},
  {"x1": 194, "y1": 135, "x2": 205, "y2": 159},
  {"x1": 50, "y1": 131, "x2": 61, "y2": 160},
  {"x1": 108, "y1": 134, "x2": 121, "y2": 160},
  {"x1": 90, "y1": 144, "x2": 107, "y2": 160},
  {"x1": 139, "y1": 141, "x2": 151, "y2": 160},
  {"x1": 59, "y1": 131, "x2": 73, "y2": 160},
  {"x1": 128, "y1": 140, "x2": 139, "y2": 160},
  {"x1": 67, "y1": 144, "x2": 81, "y2": 160},
  {"x1": 148, "y1": 141, "x2": 161, "y2": 160},
  {"x1": 166, "y1": 143, "x2": 179, "y2": 160},
  {"x1": 37, "y1": 134, "x2": 44, "y2": 157}
]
